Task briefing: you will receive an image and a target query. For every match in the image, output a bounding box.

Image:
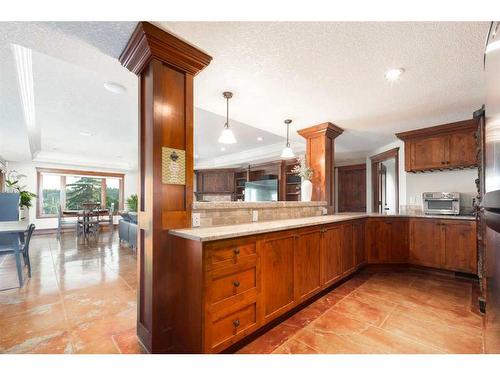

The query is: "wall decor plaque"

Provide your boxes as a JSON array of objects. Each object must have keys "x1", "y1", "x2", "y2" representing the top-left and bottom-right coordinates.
[{"x1": 162, "y1": 147, "x2": 186, "y2": 185}]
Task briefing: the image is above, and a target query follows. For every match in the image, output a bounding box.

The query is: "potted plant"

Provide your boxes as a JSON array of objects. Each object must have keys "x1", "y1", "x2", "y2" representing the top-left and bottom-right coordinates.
[
  {"x1": 126, "y1": 194, "x2": 138, "y2": 212},
  {"x1": 5, "y1": 170, "x2": 37, "y2": 220},
  {"x1": 291, "y1": 156, "x2": 314, "y2": 202}
]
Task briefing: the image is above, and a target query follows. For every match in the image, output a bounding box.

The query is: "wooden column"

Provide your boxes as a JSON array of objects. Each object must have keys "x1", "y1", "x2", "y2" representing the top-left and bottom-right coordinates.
[
  {"x1": 120, "y1": 22, "x2": 211, "y2": 353},
  {"x1": 297, "y1": 122, "x2": 343, "y2": 208}
]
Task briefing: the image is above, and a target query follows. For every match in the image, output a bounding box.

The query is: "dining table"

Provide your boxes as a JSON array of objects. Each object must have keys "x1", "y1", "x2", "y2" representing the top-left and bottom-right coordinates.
[{"x1": 0, "y1": 219, "x2": 29, "y2": 287}]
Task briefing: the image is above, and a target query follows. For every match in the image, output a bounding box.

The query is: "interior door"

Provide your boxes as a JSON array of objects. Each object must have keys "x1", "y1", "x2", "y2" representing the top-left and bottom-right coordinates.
[
  {"x1": 379, "y1": 163, "x2": 387, "y2": 213},
  {"x1": 337, "y1": 165, "x2": 367, "y2": 212}
]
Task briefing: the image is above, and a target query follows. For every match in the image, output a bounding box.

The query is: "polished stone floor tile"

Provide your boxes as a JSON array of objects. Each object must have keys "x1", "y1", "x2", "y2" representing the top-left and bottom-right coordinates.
[
  {"x1": 240, "y1": 269, "x2": 482, "y2": 354},
  {"x1": 0, "y1": 231, "x2": 138, "y2": 354},
  {"x1": 380, "y1": 306, "x2": 483, "y2": 353}
]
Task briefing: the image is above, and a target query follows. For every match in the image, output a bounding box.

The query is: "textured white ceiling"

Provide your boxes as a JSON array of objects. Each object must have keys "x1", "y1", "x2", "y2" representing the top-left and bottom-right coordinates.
[
  {"x1": 162, "y1": 22, "x2": 489, "y2": 159},
  {"x1": 0, "y1": 22, "x2": 139, "y2": 170},
  {"x1": 0, "y1": 22, "x2": 491, "y2": 171}
]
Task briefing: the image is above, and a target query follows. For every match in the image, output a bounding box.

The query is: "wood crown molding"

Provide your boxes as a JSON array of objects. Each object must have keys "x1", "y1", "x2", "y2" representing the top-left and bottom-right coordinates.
[
  {"x1": 297, "y1": 122, "x2": 344, "y2": 139},
  {"x1": 336, "y1": 163, "x2": 367, "y2": 171},
  {"x1": 369, "y1": 147, "x2": 399, "y2": 162},
  {"x1": 119, "y1": 22, "x2": 212, "y2": 75},
  {"x1": 395, "y1": 118, "x2": 478, "y2": 141}
]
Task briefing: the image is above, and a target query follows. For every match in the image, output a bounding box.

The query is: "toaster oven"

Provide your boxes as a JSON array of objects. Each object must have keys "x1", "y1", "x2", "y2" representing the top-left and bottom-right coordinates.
[{"x1": 422, "y1": 192, "x2": 460, "y2": 215}]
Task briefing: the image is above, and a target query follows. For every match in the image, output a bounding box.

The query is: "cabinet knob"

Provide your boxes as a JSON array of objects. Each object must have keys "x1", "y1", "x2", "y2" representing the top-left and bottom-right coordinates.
[
  {"x1": 441, "y1": 161, "x2": 445, "y2": 165},
  {"x1": 233, "y1": 280, "x2": 240, "y2": 287},
  {"x1": 233, "y1": 319, "x2": 240, "y2": 327},
  {"x1": 233, "y1": 247, "x2": 240, "y2": 255}
]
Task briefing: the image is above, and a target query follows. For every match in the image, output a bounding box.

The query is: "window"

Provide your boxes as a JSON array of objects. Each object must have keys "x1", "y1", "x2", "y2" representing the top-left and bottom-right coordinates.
[{"x1": 37, "y1": 168, "x2": 125, "y2": 218}]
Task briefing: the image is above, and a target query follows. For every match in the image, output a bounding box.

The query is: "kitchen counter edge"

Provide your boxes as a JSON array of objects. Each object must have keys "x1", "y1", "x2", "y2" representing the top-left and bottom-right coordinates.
[{"x1": 169, "y1": 213, "x2": 475, "y2": 242}]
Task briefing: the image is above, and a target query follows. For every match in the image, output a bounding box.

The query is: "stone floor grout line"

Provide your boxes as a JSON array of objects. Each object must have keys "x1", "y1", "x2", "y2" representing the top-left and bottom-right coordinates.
[
  {"x1": 48, "y1": 236, "x2": 78, "y2": 353},
  {"x1": 270, "y1": 274, "x2": 375, "y2": 352}
]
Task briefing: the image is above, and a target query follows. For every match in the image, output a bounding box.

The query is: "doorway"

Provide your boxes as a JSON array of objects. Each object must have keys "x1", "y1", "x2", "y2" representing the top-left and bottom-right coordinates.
[
  {"x1": 337, "y1": 164, "x2": 367, "y2": 212},
  {"x1": 370, "y1": 148, "x2": 399, "y2": 214}
]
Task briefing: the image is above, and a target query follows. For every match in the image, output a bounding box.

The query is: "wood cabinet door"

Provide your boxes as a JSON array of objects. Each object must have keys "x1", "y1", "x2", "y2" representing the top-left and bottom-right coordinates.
[
  {"x1": 410, "y1": 136, "x2": 448, "y2": 171},
  {"x1": 409, "y1": 219, "x2": 442, "y2": 268},
  {"x1": 260, "y1": 233, "x2": 296, "y2": 320},
  {"x1": 295, "y1": 229, "x2": 322, "y2": 302},
  {"x1": 447, "y1": 131, "x2": 477, "y2": 168},
  {"x1": 341, "y1": 223, "x2": 355, "y2": 275},
  {"x1": 366, "y1": 219, "x2": 390, "y2": 262},
  {"x1": 322, "y1": 225, "x2": 342, "y2": 286},
  {"x1": 389, "y1": 219, "x2": 409, "y2": 262},
  {"x1": 353, "y1": 220, "x2": 366, "y2": 267},
  {"x1": 443, "y1": 221, "x2": 477, "y2": 274}
]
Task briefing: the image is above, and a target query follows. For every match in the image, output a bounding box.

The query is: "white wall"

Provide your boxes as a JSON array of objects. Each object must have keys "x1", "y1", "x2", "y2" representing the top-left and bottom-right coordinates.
[
  {"x1": 6, "y1": 161, "x2": 138, "y2": 229},
  {"x1": 406, "y1": 169, "x2": 477, "y2": 210}
]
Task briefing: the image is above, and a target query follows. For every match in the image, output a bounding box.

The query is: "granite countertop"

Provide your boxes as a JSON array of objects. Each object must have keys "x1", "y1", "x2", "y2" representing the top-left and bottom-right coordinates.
[{"x1": 169, "y1": 212, "x2": 476, "y2": 242}]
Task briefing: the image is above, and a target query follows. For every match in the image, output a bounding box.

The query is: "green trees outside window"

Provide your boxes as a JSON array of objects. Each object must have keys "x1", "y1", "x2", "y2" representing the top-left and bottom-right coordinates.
[{"x1": 37, "y1": 169, "x2": 125, "y2": 217}]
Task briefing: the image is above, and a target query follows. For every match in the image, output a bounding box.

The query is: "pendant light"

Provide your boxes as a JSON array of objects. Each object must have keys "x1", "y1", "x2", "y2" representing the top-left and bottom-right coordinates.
[
  {"x1": 280, "y1": 119, "x2": 295, "y2": 159},
  {"x1": 218, "y1": 91, "x2": 237, "y2": 144}
]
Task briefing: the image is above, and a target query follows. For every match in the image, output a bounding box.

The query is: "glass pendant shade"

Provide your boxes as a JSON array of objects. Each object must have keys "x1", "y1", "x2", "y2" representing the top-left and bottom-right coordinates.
[
  {"x1": 280, "y1": 146, "x2": 295, "y2": 159},
  {"x1": 218, "y1": 127, "x2": 237, "y2": 144}
]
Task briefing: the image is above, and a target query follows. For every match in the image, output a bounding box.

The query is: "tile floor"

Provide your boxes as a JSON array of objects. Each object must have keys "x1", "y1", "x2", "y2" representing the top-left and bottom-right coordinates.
[
  {"x1": 238, "y1": 269, "x2": 484, "y2": 354},
  {"x1": 0, "y1": 232, "x2": 483, "y2": 354},
  {"x1": 0, "y1": 231, "x2": 144, "y2": 353}
]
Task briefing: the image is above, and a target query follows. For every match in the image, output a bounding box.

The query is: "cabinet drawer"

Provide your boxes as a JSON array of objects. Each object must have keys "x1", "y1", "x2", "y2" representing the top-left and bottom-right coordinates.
[
  {"x1": 209, "y1": 265, "x2": 257, "y2": 306},
  {"x1": 209, "y1": 303, "x2": 257, "y2": 351},
  {"x1": 206, "y1": 238, "x2": 256, "y2": 270}
]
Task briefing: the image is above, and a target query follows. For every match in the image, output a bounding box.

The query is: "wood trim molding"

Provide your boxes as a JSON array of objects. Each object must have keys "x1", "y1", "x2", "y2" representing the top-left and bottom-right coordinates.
[
  {"x1": 369, "y1": 147, "x2": 399, "y2": 214},
  {"x1": 336, "y1": 163, "x2": 366, "y2": 171},
  {"x1": 119, "y1": 22, "x2": 212, "y2": 76},
  {"x1": 297, "y1": 122, "x2": 344, "y2": 140},
  {"x1": 395, "y1": 119, "x2": 478, "y2": 141},
  {"x1": 369, "y1": 147, "x2": 399, "y2": 163},
  {"x1": 35, "y1": 167, "x2": 125, "y2": 179}
]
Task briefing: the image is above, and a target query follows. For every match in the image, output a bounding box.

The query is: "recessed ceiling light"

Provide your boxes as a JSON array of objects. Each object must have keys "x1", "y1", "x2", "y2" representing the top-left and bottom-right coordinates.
[
  {"x1": 257, "y1": 137, "x2": 263, "y2": 141},
  {"x1": 385, "y1": 68, "x2": 405, "y2": 82},
  {"x1": 79, "y1": 132, "x2": 92, "y2": 137},
  {"x1": 220, "y1": 147, "x2": 226, "y2": 151},
  {"x1": 103, "y1": 81, "x2": 126, "y2": 94}
]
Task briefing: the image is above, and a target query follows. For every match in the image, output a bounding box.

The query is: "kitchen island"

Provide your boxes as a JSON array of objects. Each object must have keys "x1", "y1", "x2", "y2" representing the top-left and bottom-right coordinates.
[{"x1": 168, "y1": 212, "x2": 477, "y2": 353}]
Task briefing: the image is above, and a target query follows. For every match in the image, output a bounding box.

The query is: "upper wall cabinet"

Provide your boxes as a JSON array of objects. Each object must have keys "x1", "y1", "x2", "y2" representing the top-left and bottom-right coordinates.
[{"x1": 396, "y1": 119, "x2": 478, "y2": 173}]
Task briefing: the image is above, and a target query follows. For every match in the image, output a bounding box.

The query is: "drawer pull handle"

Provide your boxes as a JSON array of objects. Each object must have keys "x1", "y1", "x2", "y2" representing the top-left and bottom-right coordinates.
[
  {"x1": 233, "y1": 247, "x2": 240, "y2": 255},
  {"x1": 233, "y1": 319, "x2": 240, "y2": 328},
  {"x1": 233, "y1": 280, "x2": 240, "y2": 287}
]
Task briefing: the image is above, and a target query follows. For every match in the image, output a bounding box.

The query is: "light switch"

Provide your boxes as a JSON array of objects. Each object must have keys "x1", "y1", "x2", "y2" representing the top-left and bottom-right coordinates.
[{"x1": 192, "y1": 212, "x2": 201, "y2": 227}]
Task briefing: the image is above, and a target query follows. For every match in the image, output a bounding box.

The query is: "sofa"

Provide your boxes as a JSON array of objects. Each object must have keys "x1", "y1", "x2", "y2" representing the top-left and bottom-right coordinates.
[{"x1": 118, "y1": 212, "x2": 137, "y2": 250}]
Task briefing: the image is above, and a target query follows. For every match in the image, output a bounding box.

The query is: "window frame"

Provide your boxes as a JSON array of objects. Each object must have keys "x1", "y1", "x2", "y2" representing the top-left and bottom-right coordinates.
[{"x1": 36, "y1": 168, "x2": 125, "y2": 218}]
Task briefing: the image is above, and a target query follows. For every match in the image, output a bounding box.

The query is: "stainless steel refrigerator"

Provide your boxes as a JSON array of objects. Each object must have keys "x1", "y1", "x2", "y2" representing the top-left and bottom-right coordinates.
[{"x1": 484, "y1": 21, "x2": 500, "y2": 354}]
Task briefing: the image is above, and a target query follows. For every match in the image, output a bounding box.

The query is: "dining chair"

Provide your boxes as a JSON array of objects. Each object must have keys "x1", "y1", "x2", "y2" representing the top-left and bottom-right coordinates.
[
  {"x1": 57, "y1": 204, "x2": 78, "y2": 239},
  {"x1": 0, "y1": 223, "x2": 35, "y2": 286}
]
